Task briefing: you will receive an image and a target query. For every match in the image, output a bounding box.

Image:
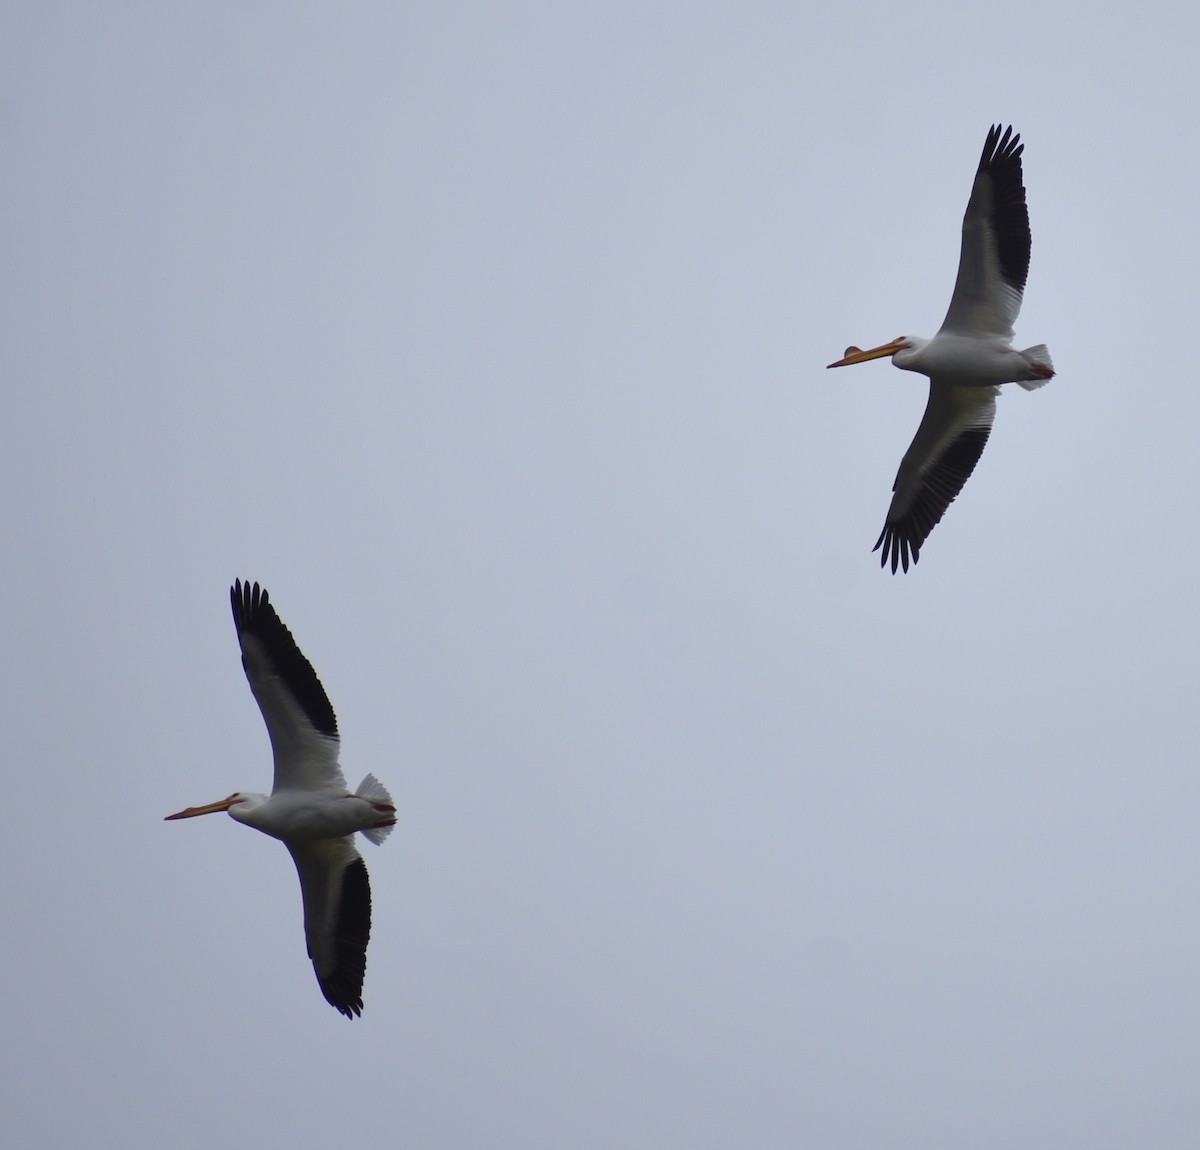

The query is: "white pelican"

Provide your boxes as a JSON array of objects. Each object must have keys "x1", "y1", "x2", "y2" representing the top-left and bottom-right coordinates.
[
  {"x1": 166, "y1": 580, "x2": 395, "y2": 1018},
  {"x1": 827, "y1": 124, "x2": 1054, "y2": 572}
]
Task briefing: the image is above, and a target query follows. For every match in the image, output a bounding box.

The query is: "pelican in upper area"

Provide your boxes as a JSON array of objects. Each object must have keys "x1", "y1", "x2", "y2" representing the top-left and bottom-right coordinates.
[
  {"x1": 827, "y1": 124, "x2": 1054, "y2": 572},
  {"x1": 166, "y1": 580, "x2": 395, "y2": 1018}
]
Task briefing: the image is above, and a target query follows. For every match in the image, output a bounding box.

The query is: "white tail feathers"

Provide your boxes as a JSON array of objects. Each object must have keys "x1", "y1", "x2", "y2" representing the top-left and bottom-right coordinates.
[
  {"x1": 356, "y1": 773, "x2": 396, "y2": 845},
  {"x1": 1017, "y1": 345, "x2": 1055, "y2": 391}
]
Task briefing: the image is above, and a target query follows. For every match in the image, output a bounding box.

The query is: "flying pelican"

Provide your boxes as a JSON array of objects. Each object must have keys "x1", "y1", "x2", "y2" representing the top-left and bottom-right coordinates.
[
  {"x1": 166, "y1": 580, "x2": 396, "y2": 1018},
  {"x1": 827, "y1": 124, "x2": 1054, "y2": 572}
]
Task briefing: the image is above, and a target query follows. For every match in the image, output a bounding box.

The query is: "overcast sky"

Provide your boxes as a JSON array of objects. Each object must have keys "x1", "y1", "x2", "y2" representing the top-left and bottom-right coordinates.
[{"x1": 4, "y1": 2, "x2": 1200, "y2": 1147}]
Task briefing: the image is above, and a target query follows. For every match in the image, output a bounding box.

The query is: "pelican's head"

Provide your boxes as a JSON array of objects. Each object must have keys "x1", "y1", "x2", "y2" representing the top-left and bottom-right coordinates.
[{"x1": 826, "y1": 337, "x2": 913, "y2": 369}]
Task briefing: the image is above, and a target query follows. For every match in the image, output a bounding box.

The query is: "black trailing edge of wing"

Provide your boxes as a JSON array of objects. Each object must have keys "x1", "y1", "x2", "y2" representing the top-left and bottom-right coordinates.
[
  {"x1": 874, "y1": 425, "x2": 992, "y2": 574},
  {"x1": 230, "y1": 580, "x2": 339, "y2": 738}
]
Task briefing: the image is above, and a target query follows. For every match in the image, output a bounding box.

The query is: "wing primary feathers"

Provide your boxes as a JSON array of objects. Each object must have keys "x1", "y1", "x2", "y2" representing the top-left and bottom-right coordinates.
[
  {"x1": 874, "y1": 425, "x2": 993, "y2": 573},
  {"x1": 978, "y1": 124, "x2": 1031, "y2": 295},
  {"x1": 315, "y1": 856, "x2": 372, "y2": 1019},
  {"x1": 230, "y1": 580, "x2": 338, "y2": 739}
]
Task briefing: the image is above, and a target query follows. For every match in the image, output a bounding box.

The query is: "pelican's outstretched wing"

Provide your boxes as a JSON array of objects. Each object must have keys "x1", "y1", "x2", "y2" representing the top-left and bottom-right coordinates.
[
  {"x1": 231, "y1": 579, "x2": 344, "y2": 793},
  {"x1": 287, "y1": 837, "x2": 372, "y2": 1018},
  {"x1": 939, "y1": 124, "x2": 1031, "y2": 339},
  {"x1": 875, "y1": 383, "x2": 998, "y2": 573}
]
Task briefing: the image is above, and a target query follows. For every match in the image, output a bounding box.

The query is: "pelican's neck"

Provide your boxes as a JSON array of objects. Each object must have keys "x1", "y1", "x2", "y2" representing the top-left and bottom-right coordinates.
[
  {"x1": 226, "y1": 793, "x2": 270, "y2": 829},
  {"x1": 890, "y1": 336, "x2": 929, "y2": 372}
]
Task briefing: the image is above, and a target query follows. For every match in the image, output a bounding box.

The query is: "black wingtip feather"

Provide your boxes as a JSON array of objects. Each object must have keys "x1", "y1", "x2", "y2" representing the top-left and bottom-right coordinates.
[
  {"x1": 316, "y1": 857, "x2": 372, "y2": 1019},
  {"x1": 230, "y1": 580, "x2": 338, "y2": 739},
  {"x1": 873, "y1": 523, "x2": 917, "y2": 574},
  {"x1": 977, "y1": 123, "x2": 1031, "y2": 294}
]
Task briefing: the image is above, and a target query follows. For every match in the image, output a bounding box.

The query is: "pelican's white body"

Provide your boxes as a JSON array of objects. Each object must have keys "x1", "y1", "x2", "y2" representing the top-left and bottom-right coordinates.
[
  {"x1": 892, "y1": 333, "x2": 1052, "y2": 390},
  {"x1": 229, "y1": 773, "x2": 394, "y2": 844}
]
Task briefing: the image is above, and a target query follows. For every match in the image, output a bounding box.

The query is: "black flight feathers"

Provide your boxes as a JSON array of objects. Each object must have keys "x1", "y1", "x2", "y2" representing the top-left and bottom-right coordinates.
[
  {"x1": 978, "y1": 124, "x2": 1031, "y2": 296},
  {"x1": 230, "y1": 579, "x2": 339, "y2": 740},
  {"x1": 316, "y1": 856, "x2": 371, "y2": 1019},
  {"x1": 874, "y1": 425, "x2": 993, "y2": 574}
]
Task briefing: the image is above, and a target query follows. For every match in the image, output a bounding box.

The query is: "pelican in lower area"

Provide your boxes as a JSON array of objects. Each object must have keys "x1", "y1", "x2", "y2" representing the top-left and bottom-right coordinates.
[
  {"x1": 166, "y1": 580, "x2": 395, "y2": 1018},
  {"x1": 827, "y1": 124, "x2": 1054, "y2": 572}
]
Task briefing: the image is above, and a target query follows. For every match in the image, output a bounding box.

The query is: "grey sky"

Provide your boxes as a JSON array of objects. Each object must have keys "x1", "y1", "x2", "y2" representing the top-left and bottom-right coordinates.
[{"x1": 4, "y1": 2, "x2": 1198, "y2": 1147}]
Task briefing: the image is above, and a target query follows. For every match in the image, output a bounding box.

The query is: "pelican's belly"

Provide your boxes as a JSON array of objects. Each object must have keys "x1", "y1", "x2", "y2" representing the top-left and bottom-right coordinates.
[
  {"x1": 257, "y1": 790, "x2": 379, "y2": 840},
  {"x1": 919, "y1": 334, "x2": 1028, "y2": 386}
]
